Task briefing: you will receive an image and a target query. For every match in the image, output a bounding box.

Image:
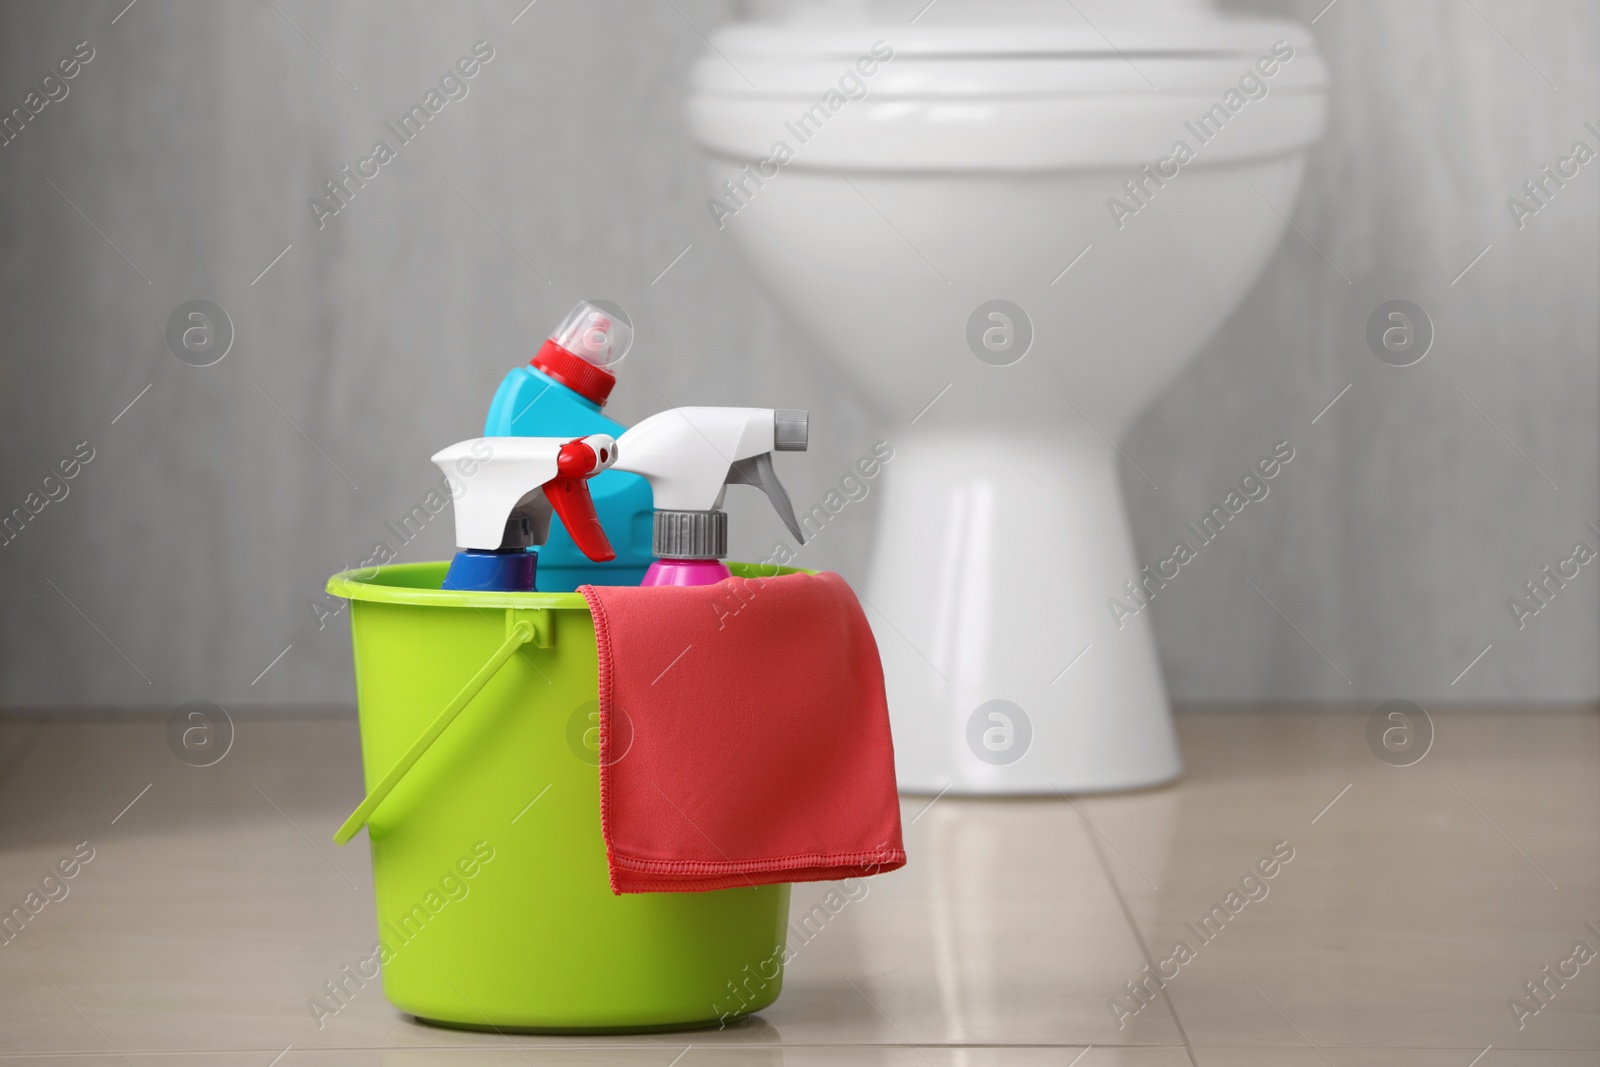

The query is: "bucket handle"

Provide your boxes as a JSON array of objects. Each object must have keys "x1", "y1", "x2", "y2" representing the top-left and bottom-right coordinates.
[{"x1": 333, "y1": 620, "x2": 535, "y2": 845}]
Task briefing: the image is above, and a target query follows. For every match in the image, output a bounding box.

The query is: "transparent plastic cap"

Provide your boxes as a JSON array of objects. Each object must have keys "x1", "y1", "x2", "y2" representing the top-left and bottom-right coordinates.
[{"x1": 549, "y1": 301, "x2": 632, "y2": 368}]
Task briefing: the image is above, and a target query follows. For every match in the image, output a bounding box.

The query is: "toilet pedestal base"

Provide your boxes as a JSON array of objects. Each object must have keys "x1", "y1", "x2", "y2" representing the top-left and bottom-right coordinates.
[{"x1": 864, "y1": 428, "x2": 1182, "y2": 795}]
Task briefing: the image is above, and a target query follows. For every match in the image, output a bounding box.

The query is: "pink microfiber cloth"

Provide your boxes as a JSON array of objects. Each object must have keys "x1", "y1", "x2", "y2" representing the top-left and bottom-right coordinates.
[{"x1": 580, "y1": 570, "x2": 906, "y2": 894}]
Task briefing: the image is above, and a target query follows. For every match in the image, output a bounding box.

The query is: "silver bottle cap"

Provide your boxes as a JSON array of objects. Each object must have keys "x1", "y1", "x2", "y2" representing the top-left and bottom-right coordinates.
[{"x1": 653, "y1": 510, "x2": 729, "y2": 560}]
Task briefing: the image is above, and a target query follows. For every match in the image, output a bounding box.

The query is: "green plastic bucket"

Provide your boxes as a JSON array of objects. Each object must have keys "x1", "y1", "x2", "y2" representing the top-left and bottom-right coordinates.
[{"x1": 326, "y1": 561, "x2": 792, "y2": 1032}]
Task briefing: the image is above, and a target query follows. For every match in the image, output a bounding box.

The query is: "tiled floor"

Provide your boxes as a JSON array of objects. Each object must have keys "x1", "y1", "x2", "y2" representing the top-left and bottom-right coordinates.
[{"x1": 0, "y1": 709, "x2": 1595, "y2": 1065}]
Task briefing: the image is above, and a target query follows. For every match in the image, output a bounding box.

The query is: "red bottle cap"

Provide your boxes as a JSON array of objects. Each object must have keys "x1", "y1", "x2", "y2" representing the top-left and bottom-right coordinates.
[{"x1": 532, "y1": 339, "x2": 617, "y2": 406}]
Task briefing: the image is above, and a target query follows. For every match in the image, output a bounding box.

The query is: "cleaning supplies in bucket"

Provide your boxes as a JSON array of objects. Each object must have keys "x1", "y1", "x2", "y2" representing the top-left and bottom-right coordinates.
[
  {"x1": 484, "y1": 301, "x2": 655, "y2": 591},
  {"x1": 328, "y1": 408, "x2": 903, "y2": 1033},
  {"x1": 610, "y1": 407, "x2": 810, "y2": 587}
]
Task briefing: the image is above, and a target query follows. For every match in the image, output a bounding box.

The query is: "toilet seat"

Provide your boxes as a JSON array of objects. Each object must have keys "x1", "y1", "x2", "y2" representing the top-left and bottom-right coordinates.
[
  {"x1": 689, "y1": 17, "x2": 1327, "y2": 170},
  {"x1": 695, "y1": 54, "x2": 1326, "y2": 98},
  {"x1": 708, "y1": 17, "x2": 1320, "y2": 61}
]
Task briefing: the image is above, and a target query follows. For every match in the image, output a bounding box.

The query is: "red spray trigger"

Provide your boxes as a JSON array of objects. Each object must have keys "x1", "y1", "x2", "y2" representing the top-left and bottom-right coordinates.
[{"x1": 544, "y1": 435, "x2": 618, "y2": 562}]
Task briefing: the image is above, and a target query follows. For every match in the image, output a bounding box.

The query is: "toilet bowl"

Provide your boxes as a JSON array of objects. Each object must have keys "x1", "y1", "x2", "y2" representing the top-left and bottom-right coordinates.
[{"x1": 687, "y1": 0, "x2": 1327, "y2": 793}]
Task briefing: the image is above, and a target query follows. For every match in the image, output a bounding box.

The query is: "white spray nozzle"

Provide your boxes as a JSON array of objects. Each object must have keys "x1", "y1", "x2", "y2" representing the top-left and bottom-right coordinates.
[
  {"x1": 432, "y1": 434, "x2": 618, "y2": 557},
  {"x1": 612, "y1": 407, "x2": 808, "y2": 545}
]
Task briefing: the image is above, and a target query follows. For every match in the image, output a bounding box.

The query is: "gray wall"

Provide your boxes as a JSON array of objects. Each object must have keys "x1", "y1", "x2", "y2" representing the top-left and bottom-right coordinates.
[
  {"x1": 0, "y1": 0, "x2": 1593, "y2": 709},
  {"x1": 1129, "y1": 0, "x2": 1598, "y2": 702}
]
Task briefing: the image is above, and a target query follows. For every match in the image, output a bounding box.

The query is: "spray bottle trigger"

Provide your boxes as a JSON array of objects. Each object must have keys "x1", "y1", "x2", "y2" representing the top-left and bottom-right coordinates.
[
  {"x1": 547, "y1": 435, "x2": 618, "y2": 562},
  {"x1": 727, "y1": 452, "x2": 806, "y2": 545},
  {"x1": 544, "y1": 478, "x2": 615, "y2": 562}
]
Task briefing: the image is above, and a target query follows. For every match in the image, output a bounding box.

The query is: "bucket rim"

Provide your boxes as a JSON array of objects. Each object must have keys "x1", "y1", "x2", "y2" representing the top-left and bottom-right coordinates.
[
  {"x1": 326, "y1": 560, "x2": 808, "y2": 608},
  {"x1": 326, "y1": 562, "x2": 584, "y2": 609}
]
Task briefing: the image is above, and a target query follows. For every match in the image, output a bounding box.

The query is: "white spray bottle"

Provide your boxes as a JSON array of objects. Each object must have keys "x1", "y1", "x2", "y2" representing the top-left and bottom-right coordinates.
[
  {"x1": 433, "y1": 434, "x2": 619, "y2": 592},
  {"x1": 612, "y1": 407, "x2": 808, "y2": 587}
]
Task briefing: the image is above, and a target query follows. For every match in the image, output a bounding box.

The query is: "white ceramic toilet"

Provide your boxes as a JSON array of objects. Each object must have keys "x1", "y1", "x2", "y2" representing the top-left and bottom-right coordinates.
[{"x1": 687, "y1": 0, "x2": 1327, "y2": 793}]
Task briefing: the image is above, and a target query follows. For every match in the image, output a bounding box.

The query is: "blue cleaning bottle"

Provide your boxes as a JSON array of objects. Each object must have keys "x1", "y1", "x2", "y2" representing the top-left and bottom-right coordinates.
[{"x1": 483, "y1": 302, "x2": 654, "y2": 590}]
